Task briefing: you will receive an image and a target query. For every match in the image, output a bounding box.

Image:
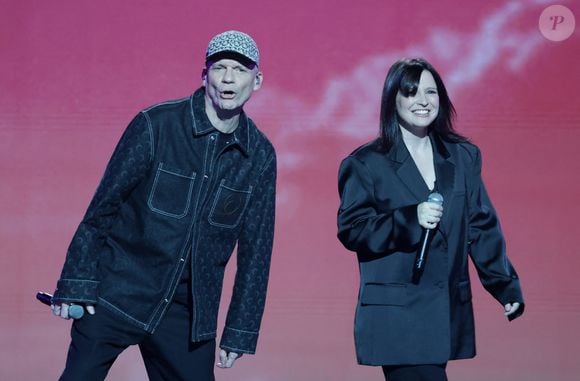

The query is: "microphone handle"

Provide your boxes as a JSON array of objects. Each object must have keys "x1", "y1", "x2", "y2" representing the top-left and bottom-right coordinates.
[
  {"x1": 415, "y1": 229, "x2": 431, "y2": 271},
  {"x1": 36, "y1": 292, "x2": 53, "y2": 306},
  {"x1": 413, "y1": 192, "x2": 444, "y2": 281},
  {"x1": 36, "y1": 292, "x2": 85, "y2": 319}
]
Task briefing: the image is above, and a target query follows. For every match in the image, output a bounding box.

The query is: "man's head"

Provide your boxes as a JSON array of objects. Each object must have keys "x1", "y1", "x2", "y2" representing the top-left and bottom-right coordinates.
[{"x1": 202, "y1": 30, "x2": 263, "y2": 118}]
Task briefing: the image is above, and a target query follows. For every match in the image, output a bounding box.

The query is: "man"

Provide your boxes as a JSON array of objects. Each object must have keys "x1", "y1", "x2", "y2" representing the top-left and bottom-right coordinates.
[{"x1": 51, "y1": 30, "x2": 276, "y2": 381}]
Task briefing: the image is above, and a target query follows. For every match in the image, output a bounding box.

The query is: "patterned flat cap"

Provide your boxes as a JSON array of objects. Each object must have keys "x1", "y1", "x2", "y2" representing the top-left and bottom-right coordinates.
[{"x1": 206, "y1": 30, "x2": 260, "y2": 66}]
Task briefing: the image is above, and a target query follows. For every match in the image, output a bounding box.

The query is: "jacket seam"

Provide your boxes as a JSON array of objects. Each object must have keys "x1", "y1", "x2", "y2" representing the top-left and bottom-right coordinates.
[
  {"x1": 99, "y1": 297, "x2": 148, "y2": 330},
  {"x1": 225, "y1": 326, "x2": 259, "y2": 334}
]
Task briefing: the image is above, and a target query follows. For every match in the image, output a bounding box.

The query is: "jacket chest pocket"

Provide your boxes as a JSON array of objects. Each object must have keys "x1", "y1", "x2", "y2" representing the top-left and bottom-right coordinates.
[
  {"x1": 148, "y1": 163, "x2": 196, "y2": 218},
  {"x1": 208, "y1": 179, "x2": 252, "y2": 229}
]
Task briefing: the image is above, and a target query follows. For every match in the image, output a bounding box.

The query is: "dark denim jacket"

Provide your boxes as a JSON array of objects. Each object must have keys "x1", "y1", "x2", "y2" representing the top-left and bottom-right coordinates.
[{"x1": 53, "y1": 88, "x2": 276, "y2": 354}]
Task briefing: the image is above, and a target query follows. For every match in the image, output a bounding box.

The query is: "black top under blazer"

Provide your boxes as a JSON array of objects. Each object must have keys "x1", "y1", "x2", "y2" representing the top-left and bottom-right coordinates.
[{"x1": 337, "y1": 134, "x2": 524, "y2": 366}]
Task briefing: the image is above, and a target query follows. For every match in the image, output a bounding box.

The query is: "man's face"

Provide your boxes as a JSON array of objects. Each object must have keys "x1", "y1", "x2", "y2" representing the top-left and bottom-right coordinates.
[{"x1": 203, "y1": 58, "x2": 262, "y2": 115}]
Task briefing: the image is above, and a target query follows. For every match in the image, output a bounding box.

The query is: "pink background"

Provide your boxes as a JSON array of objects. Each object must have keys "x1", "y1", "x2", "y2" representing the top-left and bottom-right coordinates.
[{"x1": 2, "y1": 0, "x2": 580, "y2": 380}]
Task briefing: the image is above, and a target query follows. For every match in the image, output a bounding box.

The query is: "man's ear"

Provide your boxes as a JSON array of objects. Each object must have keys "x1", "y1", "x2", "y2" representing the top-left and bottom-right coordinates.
[
  {"x1": 253, "y1": 72, "x2": 263, "y2": 90},
  {"x1": 201, "y1": 68, "x2": 208, "y2": 86}
]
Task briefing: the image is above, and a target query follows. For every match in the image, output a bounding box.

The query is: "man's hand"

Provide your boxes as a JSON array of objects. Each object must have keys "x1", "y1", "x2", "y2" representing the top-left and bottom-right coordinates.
[
  {"x1": 504, "y1": 302, "x2": 521, "y2": 317},
  {"x1": 51, "y1": 303, "x2": 95, "y2": 319},
  {"x1": 217, "y1": 350, "x2": 242, "y2": 369}
]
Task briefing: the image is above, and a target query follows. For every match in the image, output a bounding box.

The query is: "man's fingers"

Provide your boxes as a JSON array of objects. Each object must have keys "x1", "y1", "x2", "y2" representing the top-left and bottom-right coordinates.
[
  {"x1": 51, "y1": 302, "x2": 94, "y2": 319},
  {"x1": 61, "y1": 303, "x2": 70, "y2": 319},
  {"x1": 226, "y1": 352, "x2": 239, "y2": 367},
  {"x1": 216, "y1": 350, "x2": 240, "y2": 368},
  {"x1": 217, "y1": 349, "x2": 228, "y2": 368}
]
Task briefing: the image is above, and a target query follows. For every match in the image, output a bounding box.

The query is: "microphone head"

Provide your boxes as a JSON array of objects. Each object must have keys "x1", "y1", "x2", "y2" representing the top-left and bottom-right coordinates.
[
  {"x1": 428, "y1": 192, "x2": 444, "y2": 205},
  {"x1": 68, "y1": 305, "x2": 85, "y2": 319}
]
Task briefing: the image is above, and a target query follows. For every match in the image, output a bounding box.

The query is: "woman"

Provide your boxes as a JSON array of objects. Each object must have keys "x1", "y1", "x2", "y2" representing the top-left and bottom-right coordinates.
[{"x1": 337, "y1": 58, "x2": 524, "y2": 381}]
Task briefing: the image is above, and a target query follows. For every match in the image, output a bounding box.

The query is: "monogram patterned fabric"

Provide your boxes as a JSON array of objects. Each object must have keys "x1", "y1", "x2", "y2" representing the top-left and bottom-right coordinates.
[
  {"x1": 206, "y1": 30, "x2": 260, "y2": 65},
  {"x1": 54, "y1": 88, "x2": 276, "y2": 354}
]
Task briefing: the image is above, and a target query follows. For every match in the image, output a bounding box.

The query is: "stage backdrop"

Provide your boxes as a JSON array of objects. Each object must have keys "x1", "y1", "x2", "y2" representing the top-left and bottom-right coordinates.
[{"x1": 2, "y1": 0, "x2": 579, "y2": 380}]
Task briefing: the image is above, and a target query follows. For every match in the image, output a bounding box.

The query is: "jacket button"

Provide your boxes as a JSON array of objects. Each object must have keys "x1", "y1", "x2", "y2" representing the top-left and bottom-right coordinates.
[
  {"x1": 164, "y1": 298, "x2": 169, "y2": 303},
  {"x1": 180, "y1": 258, "x2": 185, "y2": 262}
]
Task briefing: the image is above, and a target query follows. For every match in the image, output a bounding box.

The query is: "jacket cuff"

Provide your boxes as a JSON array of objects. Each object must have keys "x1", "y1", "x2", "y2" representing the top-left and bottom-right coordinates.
[
  {"x1": 219, "y1": 326, "x2": 259, "y2": 354},
  {"x1": 507, "y1": 302, "x2": 525, "y2": 321},
  {"x1": 497, "y1": 280, "x2": 525, "y2": 321},
  {"x1": 52, "y1": 279, "x2": 99, "y2": 304}
]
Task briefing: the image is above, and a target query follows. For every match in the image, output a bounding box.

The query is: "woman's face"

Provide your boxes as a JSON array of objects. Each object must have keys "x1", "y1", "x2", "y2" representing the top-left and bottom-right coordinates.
[{"x1": 396, "y1": 70, "x2": 439, "y2": 133}]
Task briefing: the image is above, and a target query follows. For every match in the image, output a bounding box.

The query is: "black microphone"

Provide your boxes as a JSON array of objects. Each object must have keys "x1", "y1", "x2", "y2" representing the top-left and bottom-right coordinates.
[
  {"x1": 36, "y1": 292, "x2": 85, "y2": 319},
  {"x1": 413, "y1": 192, "x2": 444, "y2": 275}
]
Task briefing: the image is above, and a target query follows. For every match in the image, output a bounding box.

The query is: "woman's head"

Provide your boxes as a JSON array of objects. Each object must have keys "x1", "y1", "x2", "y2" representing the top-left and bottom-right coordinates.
[{"x1": 379, "y1": 58, "x2": 463, "y2": 150}]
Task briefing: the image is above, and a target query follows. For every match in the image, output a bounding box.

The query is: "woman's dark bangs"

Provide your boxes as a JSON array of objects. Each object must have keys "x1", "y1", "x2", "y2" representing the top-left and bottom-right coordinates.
[{"x1": 398, "y1": 66, "x2": 423, "y2": 97}]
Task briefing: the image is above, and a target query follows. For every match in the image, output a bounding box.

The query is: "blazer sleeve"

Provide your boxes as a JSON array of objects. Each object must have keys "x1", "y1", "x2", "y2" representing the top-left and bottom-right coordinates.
[
  {"x1": 337, "y1": 156, "x2": 422, "y2": 255},
  {"x1": 467, "y1": 147, "x2": 525, "y2": 320}
]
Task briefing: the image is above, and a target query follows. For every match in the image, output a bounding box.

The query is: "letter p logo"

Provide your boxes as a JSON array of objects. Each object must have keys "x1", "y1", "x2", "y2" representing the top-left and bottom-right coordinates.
[
  {"x1": 551, "y1": 15, "x2": 565, "y2": 30},
  {"x1": 539, "y1": 5, "x2": 575, "y2": 42}
]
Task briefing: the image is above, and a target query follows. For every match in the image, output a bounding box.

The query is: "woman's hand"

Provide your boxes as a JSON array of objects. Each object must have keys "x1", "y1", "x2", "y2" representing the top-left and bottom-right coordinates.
[
  {"x1": 417, "y1": 202, "x2": 444, "y2": 229},
  {"x1": 504, "y1": 302, "x2": 521, "y2": 317}
]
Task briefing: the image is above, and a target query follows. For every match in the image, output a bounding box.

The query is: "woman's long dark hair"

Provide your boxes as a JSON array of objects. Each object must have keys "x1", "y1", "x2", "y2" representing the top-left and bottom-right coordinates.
[{"x1": 378, "y1": 58, "x2": 466, "y2": 151}]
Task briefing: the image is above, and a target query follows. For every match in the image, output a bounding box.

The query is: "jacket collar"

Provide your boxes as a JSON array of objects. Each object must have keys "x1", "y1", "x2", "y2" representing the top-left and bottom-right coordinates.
[
  {"x1": 387, "y1": 133, "x2": 455, "y2": 207},
  {"x1": 189, "y1": 87, "x2": 251, "y2": 156},
  {"x1": 386, "y1": 133, "x2": 456, "y2": 235}
]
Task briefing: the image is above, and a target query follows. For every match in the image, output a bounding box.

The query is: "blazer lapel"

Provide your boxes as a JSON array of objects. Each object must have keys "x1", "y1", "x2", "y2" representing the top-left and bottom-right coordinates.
[
  {"x1": 389, "y1": 143, "x2": 430, "y2": 203},
  {"x1": 431, "y1": 135, "x2": 456, "y2": 234},
  {"x1": 386, "y1": 136, "x2": 457, "y2": 234}
]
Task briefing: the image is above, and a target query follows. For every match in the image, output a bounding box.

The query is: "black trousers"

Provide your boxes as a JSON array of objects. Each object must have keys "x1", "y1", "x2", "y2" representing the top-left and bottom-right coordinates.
[
  {"x1": 382, "y1": 364, "x2": 448, "y2": 381},
  {"x1": 59, "y1": 282, "x2": 214, "y2": 381}
]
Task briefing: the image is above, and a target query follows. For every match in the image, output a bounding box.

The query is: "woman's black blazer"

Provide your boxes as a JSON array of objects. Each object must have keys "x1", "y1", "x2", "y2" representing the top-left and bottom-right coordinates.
[{"x1": 337, "y1": 134, "x2": 524, "y2": 366}]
